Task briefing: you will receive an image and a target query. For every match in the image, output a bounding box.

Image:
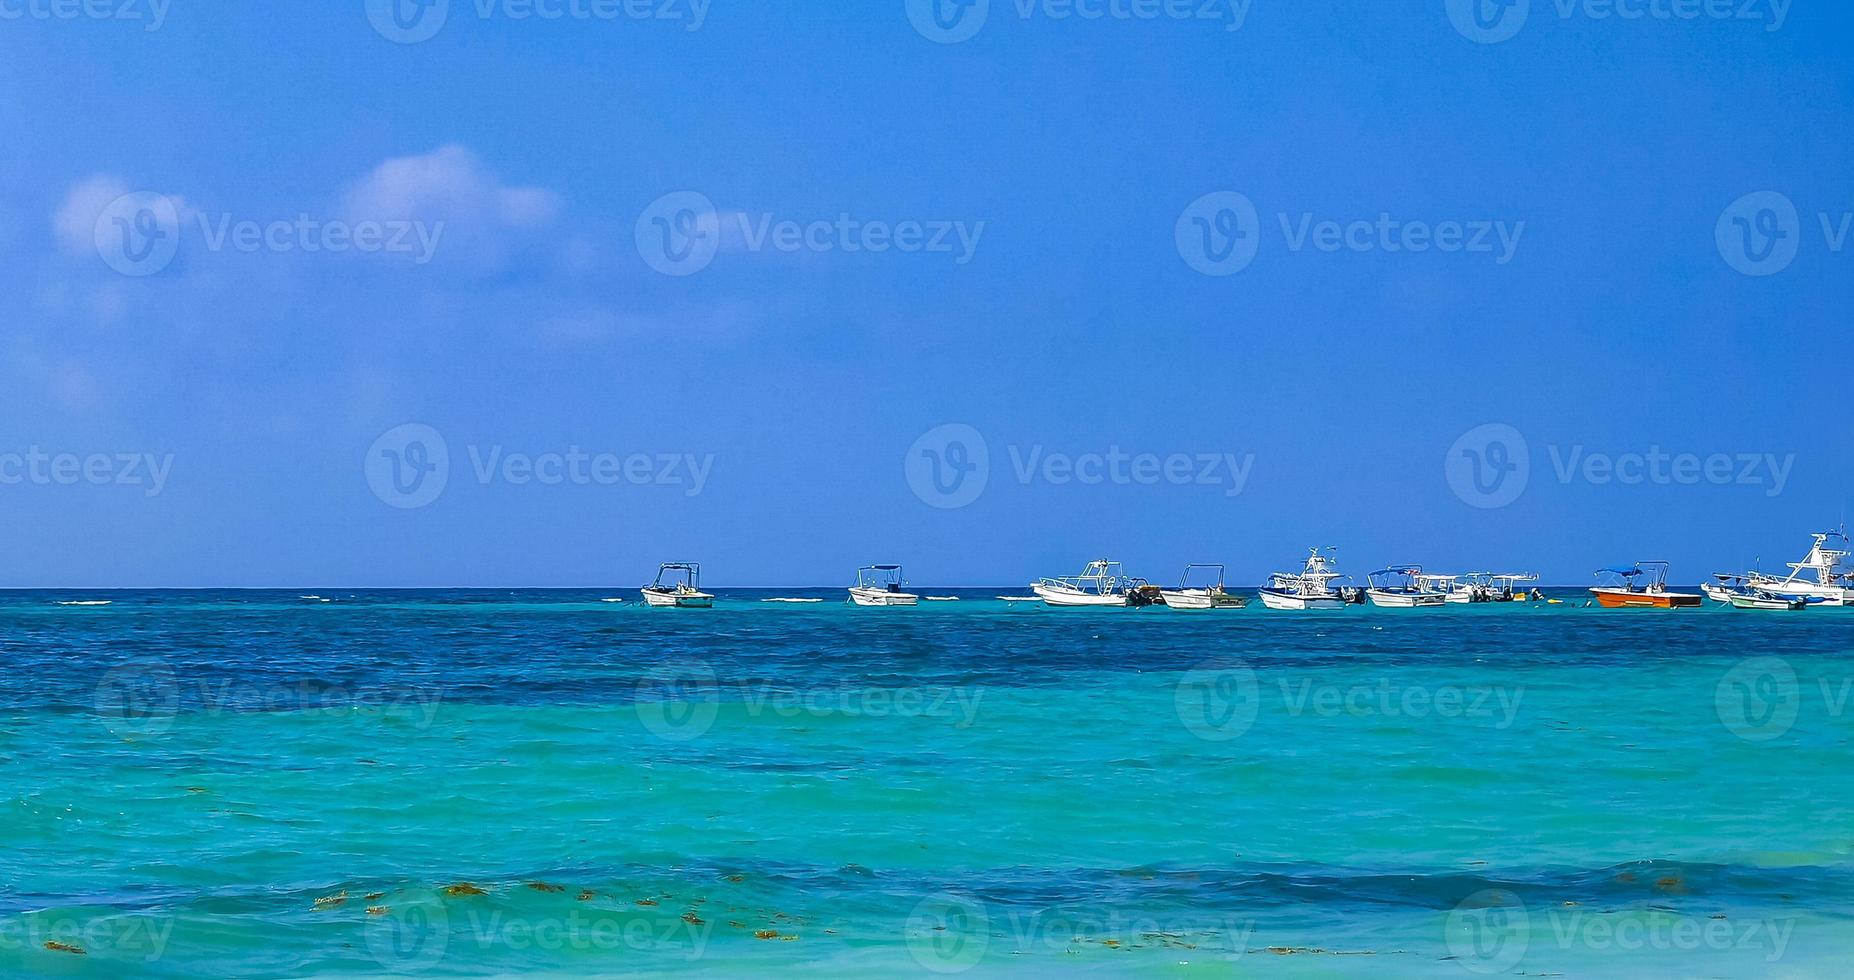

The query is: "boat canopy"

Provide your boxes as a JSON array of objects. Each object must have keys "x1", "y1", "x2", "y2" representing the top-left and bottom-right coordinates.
[
  {"x1": 1596, "y1": 566, "x2": 1642, "y2": 576},
  {"x1": 1369, "y1": 565, "x2": 1422, "y2": 577}
]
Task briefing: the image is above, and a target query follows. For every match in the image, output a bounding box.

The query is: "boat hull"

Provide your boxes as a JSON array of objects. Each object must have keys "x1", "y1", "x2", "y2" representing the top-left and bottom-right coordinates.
[
  {"x1": 1032, "y1": 582, "x2": 1130, "y2": 607},
  {"x1": 1589, "y1": 588, "x2": 1703, "y2": 609},
  {"x1": 1747, "y1": 580, "x2": 1850, "y2": 606},
  {"x1": 1365, "y1": 589, "x2": 1447, "y2": 608},
  {"x1": 1159, "y1": 589, "x2": 1247, "y2": 610},
  {"x1": 849, "y1": 588, "x2": 918, "y2": 607},
  {"x1": 1729, "y1": 593, "x2": 1806, "y2": 611},
  {"x1": 641, "y1": 588, "x2": 713, "y2": 608},
  {"x1": 1258, "y1": 588, "x2": 1346, "y2": 611}
]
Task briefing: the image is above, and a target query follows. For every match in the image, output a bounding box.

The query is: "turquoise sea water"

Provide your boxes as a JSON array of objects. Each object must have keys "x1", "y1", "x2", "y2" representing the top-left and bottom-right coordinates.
[{"x1": 2, "y1": 589, "x2": 1851, "y2": 976}]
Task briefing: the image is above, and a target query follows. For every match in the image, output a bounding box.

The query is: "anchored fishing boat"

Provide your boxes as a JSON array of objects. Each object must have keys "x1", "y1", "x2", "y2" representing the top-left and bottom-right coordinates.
[
  {"x1": 1260, "y1": 548, "x2": 1352, "y2": 610},
  {"x1": 641, "y1": 562, "x2": 714, "y2": 608},
  {"x1": 1703, "y1": 573, "x2": 1807, "y2": 611},
  {"x1": 1365, "y1": 565, "x2": 1447, "y2": 607},
  {"x1": 1421, "y1": 573, "x2": 1483, "y2": 604},
  {"x1": 1589, "y1": 562, "x2": 1703, "y2": 609},
  {"x1": 1159, "y1": 564, "x2": 1247, "y2": 610},
  {"x1": 1032, "y1": 560, "x2": 1155, "y2": 607},
  {"x1": 848, "y1": 565, "x2": 918, "y2": 606},
  {"x1": 1747, "y1": 531, "x2": 1854, "y2": 606},
  {"x1": 1487, "y1": 573, "x2": 1543, "y2": 602}
]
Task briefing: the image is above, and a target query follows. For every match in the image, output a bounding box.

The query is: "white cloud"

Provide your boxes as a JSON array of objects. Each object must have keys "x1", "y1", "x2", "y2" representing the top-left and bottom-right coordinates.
[
  {"x1": 341, "y1": 145, "x2": 562, "y2": 230},
  {"x1": 53, "y1": 175, "x2": 132, "y2": 254}
]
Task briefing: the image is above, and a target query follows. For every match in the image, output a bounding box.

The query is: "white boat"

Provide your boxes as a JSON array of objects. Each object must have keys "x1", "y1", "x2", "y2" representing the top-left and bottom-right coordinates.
[
  {"x1": 1159, "y1": 564, "x2": 1247, "y2": 610},
  {"x1": 1703, "y1": 573, "x2": 1749, "y2": 605},
  {"x1": 1729, "y1": 590, "x2": 1807, "y2": 611},
  {"x1": 1485, "y1": 573, "x2": 1541, "y2": 602},
  {"x1": 1259, "y1": 548, "x2": 1351, "y2": 610},
  {"x1": 640, "y1": 562, "x2": 714, "y2": 608},
  {"x1": 849, "y1": 564, "x2": 919, "y2": 606},
  {"x1": 1747, "y1": 531, "x2": 1854, "y2": 606},
  {"x1": 1032, "y1": 560, "x2": 1154, "y2": 607},
  {"x1": 1420, "y1": 573, "x2": 1482, "y2": 604},
  {"x1": 1365, "y1": 565, "x2": 1447, "y2": 607}
]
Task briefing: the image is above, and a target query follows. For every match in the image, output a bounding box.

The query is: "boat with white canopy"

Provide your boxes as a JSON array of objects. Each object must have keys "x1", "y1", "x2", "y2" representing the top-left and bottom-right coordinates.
[
  {"x1": 1032, "y1": 559, "x2": 1154, "y2": 607},
  {"x1": 1159, "y1": 564, "x2": 1247, "y2": 609},
  {"x1": 1365, "y1": 565, "x2": 1447, "y2": 607},
  {"x1": 1747, "y1": 531, "x2": 1854, "y2": 606},
  {"x1": 641, "y1": 562, "x2": 715, "y2": 608},
  {"x1": 849, "y1": 565, "x2": 919, "y2": 606},
  {"x1": 1259, "y1": 548, "x2": 1351, "y2": 610}
]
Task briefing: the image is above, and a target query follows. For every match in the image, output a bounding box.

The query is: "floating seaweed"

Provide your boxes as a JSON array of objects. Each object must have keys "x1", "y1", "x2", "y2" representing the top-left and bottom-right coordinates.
[
  {"x1": 442, "y1": 883, "x2": 488, "y2": 897},
  {"x1": 636, "y1": 899, "x2": 658, "y2": 907},
  {"x1": 44, "y1": 941, "x2": 86, "y2": 955},
  {"x1": 526, "y1": 882, "x2": 565, "y2": 893},
  {"x1": 364, "y1": 892, "x2": 385, "y2": 901},
  {"x1": 754, "y1": 930, "x2": 780, "y2": 940},
  {"x1": 367, "y1": 906, "x2": 389, "y2": 916},
  {"x1": 313, "y1": 890, "x2": 349, "y2": 910},
  {"x1": 577, "y1": 890, "x2": 597, "y2": 902},
  {"x1": 682, "y1": 912, "x2": 706, "y2": 926}
]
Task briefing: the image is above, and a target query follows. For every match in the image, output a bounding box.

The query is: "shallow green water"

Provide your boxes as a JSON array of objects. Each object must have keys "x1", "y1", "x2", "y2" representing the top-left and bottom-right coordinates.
[{"x1": 2, "y1": 590, "x2": 1850, "y2": 975}]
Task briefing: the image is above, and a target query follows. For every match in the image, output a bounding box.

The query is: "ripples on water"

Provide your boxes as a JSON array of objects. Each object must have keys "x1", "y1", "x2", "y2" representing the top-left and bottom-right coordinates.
[{"x1": 2, "y1": 590, "x2": 1851, "y2": 975}]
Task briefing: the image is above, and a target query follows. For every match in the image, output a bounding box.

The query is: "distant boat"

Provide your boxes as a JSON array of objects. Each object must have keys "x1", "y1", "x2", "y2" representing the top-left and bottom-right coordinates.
[
  {"x1": 1704, "y1": 573, "x2": 1808, "y2": 611},
  {"x1": 1419, "y1": 573, "x2": 1481, "y2": 604},
  {"x1": 1365, "y1": 565, "x2": 1447, "y2": 608},
  {"x1": 1589, "y1": 562, "x2": 1703, "y2": 609},
  {"x1": 1160, "y1": 564, "x2": 1247, "y2": 610},
  {"x1": 849, "y1": 565, "x2": 918, "y2": 607},
  {"x1": 1032, "y1": 560, "x2": 1154, "y2": 607},
  {"x1": 1728, "y1": 590, "x2": 1807, "y2": 611},
  {"x1": 641, "y1": 562, "x2": 714, "y2": 608},
  {"x1": 1746, "y1": 531, "x2": 1854, "y2": 606},
  {"x1": 1259, "y1": 548, "x2": 1351, "y2": 611}
]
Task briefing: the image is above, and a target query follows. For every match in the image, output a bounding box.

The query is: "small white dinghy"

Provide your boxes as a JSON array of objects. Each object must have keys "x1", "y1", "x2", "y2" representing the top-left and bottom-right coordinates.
[
  {"x1": 849, "y1": 565, "x2": 919, "y2": 607},
  {"x1": 641, "y1": 562, "x2": 714, "y2": 608},
  {"x1": 1159, "y1": 563, "x2": 1247, "y2": 610}
]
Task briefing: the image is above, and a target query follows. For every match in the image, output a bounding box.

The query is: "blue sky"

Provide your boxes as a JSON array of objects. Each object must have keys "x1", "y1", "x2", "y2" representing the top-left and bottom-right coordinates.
[{"x1": 1, "y1": 1, "x2": 1849, "y2": 587}]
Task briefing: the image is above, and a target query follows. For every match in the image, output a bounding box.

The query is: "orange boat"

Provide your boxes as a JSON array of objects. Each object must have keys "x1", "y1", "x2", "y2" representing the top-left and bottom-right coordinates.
[{"x1": 1590, "y1": 562, "x2": 1704, "y2": 609}]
